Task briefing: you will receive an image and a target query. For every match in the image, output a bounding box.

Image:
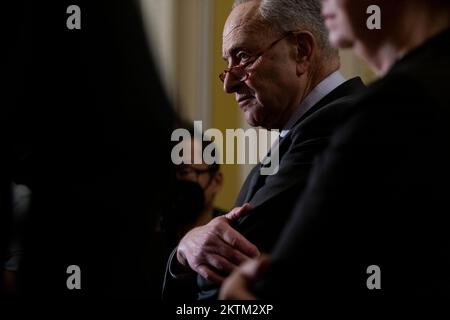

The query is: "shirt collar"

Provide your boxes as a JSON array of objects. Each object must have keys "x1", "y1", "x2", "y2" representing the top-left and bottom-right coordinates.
[{"x1": 279, "y1": 71, "x2": 346, "y2": 138}]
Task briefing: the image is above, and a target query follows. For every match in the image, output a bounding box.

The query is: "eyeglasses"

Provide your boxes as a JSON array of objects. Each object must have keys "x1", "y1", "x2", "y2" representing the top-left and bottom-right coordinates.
[
  {"x1": 176, "y1": 165, "x2": 218, "y2": 181},
  {"x1": 219, "y1": 31, "x2": 293, "y2": 83}
]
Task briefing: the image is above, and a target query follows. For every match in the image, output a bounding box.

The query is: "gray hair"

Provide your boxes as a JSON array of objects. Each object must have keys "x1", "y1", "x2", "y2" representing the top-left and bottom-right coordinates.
[{"x1": 233, "y1": 0, "x2": 337, "y2": 57}]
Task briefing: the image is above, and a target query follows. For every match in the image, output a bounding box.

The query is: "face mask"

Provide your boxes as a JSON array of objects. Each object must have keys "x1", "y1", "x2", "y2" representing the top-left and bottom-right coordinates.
[{"x1": 162, "y1": 179, "x2": 205, "y2": 230}]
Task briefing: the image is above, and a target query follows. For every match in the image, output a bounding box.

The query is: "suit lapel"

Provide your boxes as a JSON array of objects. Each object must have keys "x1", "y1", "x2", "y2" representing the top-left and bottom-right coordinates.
[
  {"x1": 235, "y1": 77, "x2": 365, "y2": 209},
  {"x1": 235, "y1": 166, "x2": 258, "y2": 206},
  {"x1": 243, "y1": 167, "x2": 264, "y2": 203},
  {"x1": 236, "y1": 135, "x2": 291, "y2": 205},
  {"x1": 295, "y1": 77, "x2": 364, "y2": 125}
]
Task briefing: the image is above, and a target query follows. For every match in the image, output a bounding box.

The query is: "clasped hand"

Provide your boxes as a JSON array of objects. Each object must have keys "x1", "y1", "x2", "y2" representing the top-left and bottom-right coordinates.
[{"x1": 176, "y1": 203, "x2": 260, "y2": 284}]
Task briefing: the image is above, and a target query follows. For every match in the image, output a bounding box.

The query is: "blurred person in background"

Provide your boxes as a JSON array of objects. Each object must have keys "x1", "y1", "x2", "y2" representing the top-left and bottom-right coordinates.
[
  {"x1": 163, "y1": 129, "x2": 226, "y2": 249},
  {"x1": 161, "y1": 128, "x2": 226, "y2": 300}
]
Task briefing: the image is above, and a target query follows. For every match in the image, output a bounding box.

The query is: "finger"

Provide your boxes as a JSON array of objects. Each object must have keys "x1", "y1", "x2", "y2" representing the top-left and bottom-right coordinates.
[
  {"x1": 219, "y1": 271, "x2": 257, "y2": 300},
  {"x1": 206, "y1": 254, "x2": 238, "y2": 275},
  {"x1": 254, "y1": 254, "x2": 271, "y2": 276},
  {"x1": 197, "y1": 264, "x2": 225, "y2": 284},
  {"x1": 220, "y1": 226, "x2": 260, "y2": 258},
  {"x1": 241, "y1": 255, "x2": 271, "y2": 281},
  {"x1": 212, "y1": 238, "x2": 254, "y2": 266},
  {"x1": 224, "y1": 203, "x2": 252, "y2": 222}
]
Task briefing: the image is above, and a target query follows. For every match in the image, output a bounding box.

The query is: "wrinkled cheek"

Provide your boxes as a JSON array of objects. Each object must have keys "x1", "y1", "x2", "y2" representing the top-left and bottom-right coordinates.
[
  {"x1": 245, "y1": 103, "x2": 262, "y2": 126},
  {"x1": 243, "y1": 79, "x2": 257, "y2": 96}
]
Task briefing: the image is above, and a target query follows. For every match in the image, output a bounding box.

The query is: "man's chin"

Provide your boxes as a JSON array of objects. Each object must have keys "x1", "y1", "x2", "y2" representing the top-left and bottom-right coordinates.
[
  {"x1": 245, "y1": 112, "x2": 260, "y2": 128},
  {"x1": 245, "y1": 117, "x2": 258, "y2": 128}
]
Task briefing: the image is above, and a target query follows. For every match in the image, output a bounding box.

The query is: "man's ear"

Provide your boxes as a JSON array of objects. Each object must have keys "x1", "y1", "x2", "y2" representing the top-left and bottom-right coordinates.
[{"x1": 293, "y1": 31, "x2": 316, "y2": 75}]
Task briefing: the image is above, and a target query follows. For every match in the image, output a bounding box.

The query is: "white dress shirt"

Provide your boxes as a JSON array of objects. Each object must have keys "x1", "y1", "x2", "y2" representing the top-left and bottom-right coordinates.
[{"x1": 279, "y1": 71, "x2": 346, "y2": 138}]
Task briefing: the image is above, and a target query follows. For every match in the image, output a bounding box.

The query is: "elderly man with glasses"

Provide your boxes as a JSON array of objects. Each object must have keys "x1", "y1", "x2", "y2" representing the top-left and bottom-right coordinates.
[{"x1": 163, "y1": 0, "x2": 365, "y2": 301}]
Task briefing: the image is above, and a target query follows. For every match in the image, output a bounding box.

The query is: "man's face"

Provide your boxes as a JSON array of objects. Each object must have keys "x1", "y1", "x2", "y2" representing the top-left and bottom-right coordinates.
[
  {"x1": 222, "y1": 2, "x2": 302, "y2": 130},
  {"x1": 321, "y1": 0, "x2": 379, "y2": 49}
]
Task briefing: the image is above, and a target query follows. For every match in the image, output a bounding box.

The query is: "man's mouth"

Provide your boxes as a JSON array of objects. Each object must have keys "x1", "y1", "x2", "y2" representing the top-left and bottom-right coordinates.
[{"x1": 237, "y1": 96, "x2": 253, "y2": 107}]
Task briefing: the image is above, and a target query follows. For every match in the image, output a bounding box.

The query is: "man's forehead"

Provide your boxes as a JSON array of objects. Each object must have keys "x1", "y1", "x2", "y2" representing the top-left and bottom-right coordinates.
[{"x1": 222, "y1": 2, "x2": 266, "y2": 58}]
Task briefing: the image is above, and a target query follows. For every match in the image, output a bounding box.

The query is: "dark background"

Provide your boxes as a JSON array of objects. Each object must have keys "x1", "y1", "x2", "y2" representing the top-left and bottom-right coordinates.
[{"x1": 3, "y1": 0, "x2": 175, "y2": 298}]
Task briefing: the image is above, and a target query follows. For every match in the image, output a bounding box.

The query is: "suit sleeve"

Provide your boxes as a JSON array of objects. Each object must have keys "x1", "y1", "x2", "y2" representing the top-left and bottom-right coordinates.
[{"x1": 161, "y1": 247, "x2": 199, "y2": 301}]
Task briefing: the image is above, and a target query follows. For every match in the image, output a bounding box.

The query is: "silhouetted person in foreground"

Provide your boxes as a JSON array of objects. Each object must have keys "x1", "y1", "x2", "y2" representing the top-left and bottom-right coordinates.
[{"x1": 6, "y1": 0, "x2": 174, "y2": 298}]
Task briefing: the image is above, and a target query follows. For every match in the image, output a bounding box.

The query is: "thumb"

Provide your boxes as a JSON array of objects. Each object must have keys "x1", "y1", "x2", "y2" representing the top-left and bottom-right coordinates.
[
  {"x1": 224, "y1": 203, "x2": 252, "y2": 222},
  {"x1": 242, "y1": 254, "x2": 271, "y2": 281}
]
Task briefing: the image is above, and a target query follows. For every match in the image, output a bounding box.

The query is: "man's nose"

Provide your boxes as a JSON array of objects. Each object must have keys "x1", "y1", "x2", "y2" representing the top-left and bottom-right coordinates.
[{"x1": 223, "y1": 72, "x2": 242, "y2": 94}]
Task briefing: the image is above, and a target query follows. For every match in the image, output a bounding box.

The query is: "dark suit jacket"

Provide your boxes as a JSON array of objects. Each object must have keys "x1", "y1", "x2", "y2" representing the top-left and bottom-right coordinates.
[
  {"x1": 256, "y1": 28, "x2": 450, "y2": 303},
  {"x1": 232, "y1": 77, "x2": 365, "y2": 254},
  {"x1": 164, "y1": 77, "x2": 365, "y2": 300}
]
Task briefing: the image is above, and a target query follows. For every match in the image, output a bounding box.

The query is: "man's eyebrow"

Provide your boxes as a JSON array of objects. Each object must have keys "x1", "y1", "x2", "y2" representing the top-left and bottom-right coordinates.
[
  {"x1": 222, "y1": 47, "x2": 240, "y2": 60},
  {"x1": 223, "y1": 44, "x2": 251, "y2": 61},
  {"x1": 222, "y1": 21, "x2": 259, "y2": 60}
]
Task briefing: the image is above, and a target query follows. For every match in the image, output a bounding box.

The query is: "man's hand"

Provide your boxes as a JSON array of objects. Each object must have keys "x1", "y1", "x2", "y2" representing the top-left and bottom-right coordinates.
[
  {"x1": 219, "y1": 255, "x2": 271, "y2": 300},
  {"x1": 176, "y1": 203, "x2": 259, "y2": 284}
]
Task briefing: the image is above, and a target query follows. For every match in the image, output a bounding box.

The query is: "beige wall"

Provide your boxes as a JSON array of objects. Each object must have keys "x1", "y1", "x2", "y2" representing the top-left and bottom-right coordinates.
[
  {"x1": 139, "y1": 0, "x2": 177, "y2": 100},
  {"x1": 211, "y1": 0, "x2": 242, "y2": 209},
  {"x1": 139, "y1": 0, "x2": 374, "y2": 210},
  {"x1": 140, "y1": 0, "x2": 238, "y2": 210},
  {"x1": 339, "y1": 49, "x2": 376, "y2": 84}
]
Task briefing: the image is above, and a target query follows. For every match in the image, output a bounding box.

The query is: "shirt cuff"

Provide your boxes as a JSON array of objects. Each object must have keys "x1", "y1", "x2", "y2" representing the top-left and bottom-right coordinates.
[{"x1": 168, "y1": 247, "x2": 196, "y2": 280}]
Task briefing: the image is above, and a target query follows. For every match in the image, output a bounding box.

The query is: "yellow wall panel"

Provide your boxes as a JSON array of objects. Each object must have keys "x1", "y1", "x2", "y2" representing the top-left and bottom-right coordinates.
[{"x1": 211, "y1": 0, "x2": 241, "y2": 211}]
